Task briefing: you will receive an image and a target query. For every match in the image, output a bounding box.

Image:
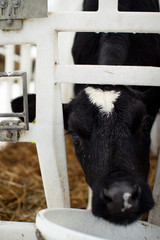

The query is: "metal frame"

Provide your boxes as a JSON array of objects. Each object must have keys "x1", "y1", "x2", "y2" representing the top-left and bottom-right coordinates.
[
  {"x1": 0, "y1": 0, "x2": 48, "y2": 30},
  {"x1": 0, "y1": 71, "x2": 29, "y2": 130}
]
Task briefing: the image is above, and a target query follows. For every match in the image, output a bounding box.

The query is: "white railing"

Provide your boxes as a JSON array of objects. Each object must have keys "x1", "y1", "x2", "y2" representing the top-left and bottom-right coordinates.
[{"x1": 0, "y1": 0, "x2": 160, "y2": 239}]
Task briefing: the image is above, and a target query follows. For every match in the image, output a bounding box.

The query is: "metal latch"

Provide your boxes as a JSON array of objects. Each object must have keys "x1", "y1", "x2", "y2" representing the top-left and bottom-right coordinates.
[
  {"x1": 0, "y1": 71, "x2": 29, "y2": 142},
  {"x1": 0, "y1": 0, "x2": 48, "y2": 30},
  {"x1": 0, "y1": 120, "x2": 21, "y2": 142}
]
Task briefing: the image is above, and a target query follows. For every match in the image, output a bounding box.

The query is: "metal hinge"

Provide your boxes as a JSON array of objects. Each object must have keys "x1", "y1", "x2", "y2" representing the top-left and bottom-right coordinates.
[
  {"x1": 0, "y1": 71, "x2": 29, "y2": 142},
  {"x1": 0, "y1": 0, "x2": 48, "y2": 30}
]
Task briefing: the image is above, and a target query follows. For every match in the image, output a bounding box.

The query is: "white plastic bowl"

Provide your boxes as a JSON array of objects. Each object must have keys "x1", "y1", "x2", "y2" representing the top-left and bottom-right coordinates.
[{"x1": 36, "y1": 208, "x2": 160, "y2": 240}]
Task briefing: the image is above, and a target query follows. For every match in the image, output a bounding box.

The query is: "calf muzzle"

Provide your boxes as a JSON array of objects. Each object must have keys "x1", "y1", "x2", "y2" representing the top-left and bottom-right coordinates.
[{"x1": 92, "y1": 175, "x2": 154, "y2": 225}]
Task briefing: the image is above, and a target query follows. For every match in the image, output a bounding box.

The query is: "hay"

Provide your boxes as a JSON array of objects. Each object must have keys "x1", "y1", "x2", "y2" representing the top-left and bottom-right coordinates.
[
  {"x1": 0, "y1": 135, "x2": 157, "y2": 222},
  {"x1": 0, "y1": 142, "x2": 46, "y2": 222},
  {"x1": 0, "y1": 135, "x2": 88, "y2": 222}
]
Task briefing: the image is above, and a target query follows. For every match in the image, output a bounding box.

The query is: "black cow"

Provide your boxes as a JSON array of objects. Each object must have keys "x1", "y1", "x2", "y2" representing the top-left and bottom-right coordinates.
[{"x1": 11, "y1": 0, "x2": 160, "y2": 226}]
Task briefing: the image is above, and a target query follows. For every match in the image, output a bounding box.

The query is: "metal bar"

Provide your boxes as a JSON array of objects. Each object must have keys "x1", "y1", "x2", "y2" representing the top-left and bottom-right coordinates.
[
  {"x1": 0, "y1": 71, "x2": 26, "y2": 77},
  {"x1": 0, "y1": 71, "x2": 29, "y2": 131},
  {"x1": 0, "y1": 113, "x2": 24, "y2": 117},
  {"x1": 0, "y1": 0, "x2": 48, "y2": 20},
  {"x1": 22, "y1": 72, "x2": 29, "y2": 130},
  {"x1": 0, "y1": 125, "x2": 26, "y2": 130}
]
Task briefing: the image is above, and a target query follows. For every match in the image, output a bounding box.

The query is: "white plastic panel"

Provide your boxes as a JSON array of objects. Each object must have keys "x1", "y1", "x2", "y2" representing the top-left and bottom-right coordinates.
[{"x1": 0, "y1": 221, "x2": 36, "y2": 240}]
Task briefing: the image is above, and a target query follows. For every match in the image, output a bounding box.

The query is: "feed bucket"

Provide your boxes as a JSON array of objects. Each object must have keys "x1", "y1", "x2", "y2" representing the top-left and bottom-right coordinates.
[{"x1": 36, "y1": 208, "x2": 160, "y2": 240}]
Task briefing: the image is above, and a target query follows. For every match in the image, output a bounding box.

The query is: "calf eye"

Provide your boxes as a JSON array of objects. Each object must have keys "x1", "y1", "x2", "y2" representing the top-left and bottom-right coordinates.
[
  {"x1": 71, "y1": 133, "x2": 80, "y2": 144},
  {"x1": 103, "y1": 189, "x2": 113, "y2": 203},
  {"x1": 66, "y1": 131, "x2": 80, "y2": 144},
  {"x1": 142, "y1": 115, "x2": 153, "y2": 131},
  {"x1": 132, "y1": 185, "x2": 141, "y2": 200}
]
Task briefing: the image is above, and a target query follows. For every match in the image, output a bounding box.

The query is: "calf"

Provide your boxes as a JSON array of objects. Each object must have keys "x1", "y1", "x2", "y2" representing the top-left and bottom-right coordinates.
[
  {"x1": 63, "y1": 85, "x2": 160, "y2": 225},
  {"x1": 11, "y1": 85, "x2": 160, "y2": 225}
]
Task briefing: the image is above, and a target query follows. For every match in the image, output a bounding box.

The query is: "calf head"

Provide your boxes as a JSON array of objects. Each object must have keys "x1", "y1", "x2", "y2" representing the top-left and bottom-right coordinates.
[
  {"x1": 63, "y1": 85, "x2": 159, "y2": 225},
  {"x1": 11, "y1": 85, "x2": 159, "y2": 225}
]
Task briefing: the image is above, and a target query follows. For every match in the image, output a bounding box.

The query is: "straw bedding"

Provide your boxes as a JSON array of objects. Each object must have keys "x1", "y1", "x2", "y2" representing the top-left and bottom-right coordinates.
[
  {"x1": 0, "y1": 135, "x2": 158, "y2": 222},
  {"x1": 0, "y1": 135, "x2": 88, "y2": 222}
]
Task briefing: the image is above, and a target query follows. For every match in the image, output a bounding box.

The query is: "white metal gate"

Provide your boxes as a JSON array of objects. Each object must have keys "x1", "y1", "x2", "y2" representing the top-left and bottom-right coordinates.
[{"x1": 0, "y1": 0, "x2": 160, "y2": 239}]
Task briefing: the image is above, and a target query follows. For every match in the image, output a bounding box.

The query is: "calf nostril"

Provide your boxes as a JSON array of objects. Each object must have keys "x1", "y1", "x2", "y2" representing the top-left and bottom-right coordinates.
[
  {"x1": 103, "y1": 188, "x2": 113, "y2": 203},
  {"x1": 132, "y1": 185, "x2": 141, "y2": 200}
]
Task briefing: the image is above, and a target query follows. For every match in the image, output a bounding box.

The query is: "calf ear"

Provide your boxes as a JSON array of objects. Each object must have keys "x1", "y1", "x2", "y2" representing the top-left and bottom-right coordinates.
[
  {"x1": 143, "y1": 87, "x2": 160, "y2": 118},
  {"x1": 11, "y1": 94, "x2": 36, "y2": 122}
]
